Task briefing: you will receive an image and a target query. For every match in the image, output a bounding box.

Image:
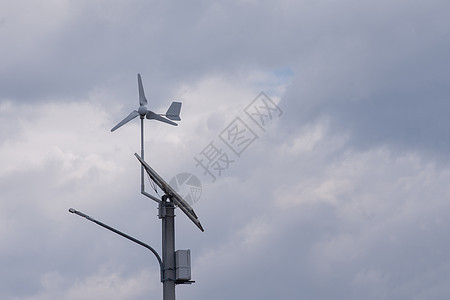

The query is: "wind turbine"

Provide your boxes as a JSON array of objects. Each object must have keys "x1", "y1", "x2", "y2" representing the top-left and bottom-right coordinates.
[
  {"x1": 111, "y1": 73, "x2": 182, "y2": 201},
  {"x1": 111, "y1": 74, "x2": 181, "y2": 131}
]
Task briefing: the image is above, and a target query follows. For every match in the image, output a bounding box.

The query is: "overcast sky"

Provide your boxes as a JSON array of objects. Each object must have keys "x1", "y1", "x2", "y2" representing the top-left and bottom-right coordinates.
[{"x1": 1, "y1": 1, "x2": 450, "y2": 299}]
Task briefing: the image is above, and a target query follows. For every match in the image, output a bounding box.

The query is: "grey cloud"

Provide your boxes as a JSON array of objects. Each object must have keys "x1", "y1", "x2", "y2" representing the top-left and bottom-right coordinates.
[
  {"x1": 279, "y1": 0, "x2": 450, "y2": 154},
  {"x1": 2, "y1": 1, "x2": 450, "y2": 299}
]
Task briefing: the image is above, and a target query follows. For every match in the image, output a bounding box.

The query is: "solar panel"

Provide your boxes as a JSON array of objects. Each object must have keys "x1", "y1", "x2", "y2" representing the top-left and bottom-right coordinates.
[{"x1": 134, "y1": 153, "x2": 204, "y2": 232}]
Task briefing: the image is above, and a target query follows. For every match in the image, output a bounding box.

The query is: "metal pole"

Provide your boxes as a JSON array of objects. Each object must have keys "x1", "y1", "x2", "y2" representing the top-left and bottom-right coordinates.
[
  {"x1": 161, "y1": 195, "x2": 176, "y2": 300},
  {"x1": 140, "y1": 117, "x2": 145, "y2": 193}
]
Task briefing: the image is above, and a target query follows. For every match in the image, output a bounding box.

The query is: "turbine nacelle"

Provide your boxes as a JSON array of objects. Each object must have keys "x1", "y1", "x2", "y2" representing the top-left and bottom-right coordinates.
[{"x1": 111, "y1": 74, "x2": 182, "y2": 132}]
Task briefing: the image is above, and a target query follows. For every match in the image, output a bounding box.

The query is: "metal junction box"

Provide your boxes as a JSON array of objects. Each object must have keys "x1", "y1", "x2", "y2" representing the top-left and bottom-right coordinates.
[{"x1": 175, "y1": 249, "x2": 191, "y2": 281}]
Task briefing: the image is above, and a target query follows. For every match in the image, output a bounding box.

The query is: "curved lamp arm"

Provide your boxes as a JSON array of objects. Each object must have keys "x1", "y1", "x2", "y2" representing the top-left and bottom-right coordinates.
[{"x1": 69, "y1": 208, "x2": 163, "y2": 281}]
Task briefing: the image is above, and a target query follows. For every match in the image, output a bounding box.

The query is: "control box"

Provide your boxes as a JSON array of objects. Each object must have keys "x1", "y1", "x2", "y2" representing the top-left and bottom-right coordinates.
[{"x1": 175, "y1": 249, "x2": 191, "y2": 282}]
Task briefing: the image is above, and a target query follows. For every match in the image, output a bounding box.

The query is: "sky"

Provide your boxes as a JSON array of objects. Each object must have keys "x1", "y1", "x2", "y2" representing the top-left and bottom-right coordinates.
[{"x1": 1, "y1": 0, "x2": 450, "y2": 299}]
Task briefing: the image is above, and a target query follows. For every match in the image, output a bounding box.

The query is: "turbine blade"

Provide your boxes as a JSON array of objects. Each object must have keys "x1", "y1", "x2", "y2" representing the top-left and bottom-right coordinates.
[
  {"x1": 146, "y1": 111, "x2": 178, "y2": 126},
  {"x1": 165, "y1": 101, "x2": 182, "y2": 121},
  {"x1": 111, "y1": 110, "x2": 139, "y2": 132},
  {"x1": 138, "y1": 74, "x2": 148, "y2": 106}
]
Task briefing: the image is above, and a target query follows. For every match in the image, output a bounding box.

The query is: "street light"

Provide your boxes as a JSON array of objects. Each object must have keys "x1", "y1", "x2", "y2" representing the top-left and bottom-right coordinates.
[
  {"x1": 70, "y1": 74, "x2": 203, "y2": 300},
  {"x1": 68, "y1": 208, "x2": 163, "y2": 282}
]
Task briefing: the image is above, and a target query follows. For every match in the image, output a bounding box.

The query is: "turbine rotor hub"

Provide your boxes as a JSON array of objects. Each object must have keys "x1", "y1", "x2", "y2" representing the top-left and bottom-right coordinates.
[{"x1": 138, "y1": 105, "x2": 148, "y2": 116}]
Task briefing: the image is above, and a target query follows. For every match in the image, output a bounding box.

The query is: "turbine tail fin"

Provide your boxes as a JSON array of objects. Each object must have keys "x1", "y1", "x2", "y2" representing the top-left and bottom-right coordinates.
[{"x1": 165, "y1": 102, "x2": 182, "y2": 121}]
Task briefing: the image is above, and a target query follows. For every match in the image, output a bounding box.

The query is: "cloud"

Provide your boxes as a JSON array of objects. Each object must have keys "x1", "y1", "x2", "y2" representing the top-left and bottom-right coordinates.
[
  {"x1": 13, "y1": 269, "x2": 161, "y2": 300},
  {"x1": 1, "y1": 0, "x2": 450, "y2": 299},
  {"x1": 187, "y1": 120, "x2": 450, "y2": 299},
  {"x1": 279, "y1": 0, "x2": 450, "y2": 154},
  {"x1": 0, "y1": 66, "x2": 290, "y2": 299}
]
